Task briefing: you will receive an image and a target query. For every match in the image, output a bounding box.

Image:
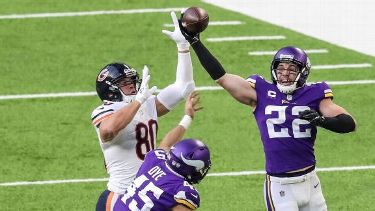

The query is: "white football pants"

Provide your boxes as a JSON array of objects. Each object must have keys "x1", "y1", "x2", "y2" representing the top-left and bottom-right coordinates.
[{"x1": 264, "y1": 170, "x2": 327, "y2": 211}]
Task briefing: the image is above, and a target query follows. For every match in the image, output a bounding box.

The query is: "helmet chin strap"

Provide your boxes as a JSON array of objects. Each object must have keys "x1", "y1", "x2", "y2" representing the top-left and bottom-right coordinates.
[
  {"x1": 273, "y1": 71, "x2": 301, "y2": 94},
  {"x1": 277, "y1": 82, "x2": 297, "y2": 94},
  {"x1": 121, "y1": 80, "x2": 140, "y2": 103},
  {"x1": 120, "y1": 91, "x2": 136, "y2": 104}
]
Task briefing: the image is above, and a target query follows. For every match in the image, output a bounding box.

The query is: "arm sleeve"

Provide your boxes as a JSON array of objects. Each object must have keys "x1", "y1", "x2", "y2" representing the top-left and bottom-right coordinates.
[
  {"x1": 191, "y1": 41, "x2": 226, "y2": 80},
  {"x1": 156, "y1": 51, "x2": 195, "y2": 110},
  {"x1": 320, "y1": 114, "x2": 356, "y2": 133},
  {"x1": 316, "y1": 82, "x2": 355, "y2": 133}
]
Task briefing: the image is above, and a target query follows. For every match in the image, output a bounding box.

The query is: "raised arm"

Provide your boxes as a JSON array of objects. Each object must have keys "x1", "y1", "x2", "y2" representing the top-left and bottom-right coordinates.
[
  {"x1": 159, "y1": 91, "x2": 202, "y2": 151},
  {"x1": 179, "y1": 21, "x2": 256, "y2": 106},
  {"x1": 217, "y1": 73, "x2": 257, "y2": 106},
  {"x1": 156, "y1": 11, "x2": 196, "y2": 117}
]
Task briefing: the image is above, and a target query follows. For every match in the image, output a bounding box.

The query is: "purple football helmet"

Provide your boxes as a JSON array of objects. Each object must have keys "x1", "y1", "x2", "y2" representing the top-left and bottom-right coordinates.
[
  {"x1": 167, "y1": 139, "x2": 211, "y2": 184},
  {"x1": 270, "y1": 46, "x2": 311, "y2": 94},
  {"x1": 96, "y1": 63, "x2": 141, "y2": 102}
]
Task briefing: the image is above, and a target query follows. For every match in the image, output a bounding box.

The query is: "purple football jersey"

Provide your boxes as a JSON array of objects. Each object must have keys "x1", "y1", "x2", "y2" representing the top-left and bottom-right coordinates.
[
  {"x1": 113, "y1": 149, "x2": 200, "y2": 211},
  {"x1": 247, "y1": 75, "x2": 333, "y2": 174}
]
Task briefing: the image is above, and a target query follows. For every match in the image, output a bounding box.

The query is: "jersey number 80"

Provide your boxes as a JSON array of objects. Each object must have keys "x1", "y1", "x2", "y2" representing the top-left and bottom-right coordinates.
[{"x1": 135, "y1": 120, "x2": 158, "y2": 160}]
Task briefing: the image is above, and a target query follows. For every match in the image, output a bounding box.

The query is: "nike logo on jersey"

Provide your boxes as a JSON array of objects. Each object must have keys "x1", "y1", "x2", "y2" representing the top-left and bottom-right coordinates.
[
  {"x1": 281, "y1": 99, "x2": 297, "y2": 105},
  {"x1": 279, "y1": 190, "x2": 285, "y2": 197},
  {"x1": 314, "y1": 182, "x2": 320, "y2": 188}
]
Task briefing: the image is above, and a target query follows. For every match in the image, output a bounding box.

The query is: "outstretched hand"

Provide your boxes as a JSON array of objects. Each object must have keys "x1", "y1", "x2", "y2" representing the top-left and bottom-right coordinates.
[
  {"x1": 135, "y1": 65, "x2": 157, "y2": 104},
  {"x1": 162, "y1": 11, "x2": 190, "y2": 50},
  {"x1": 299, "y1": 110, "x2": 325, "y2": 126},
  {"x1": 185, "y1": 91, "x2": 203, "y2": 119},
  {"x1": 178, "y1": 17, "x2": 201, "y2": 45}
]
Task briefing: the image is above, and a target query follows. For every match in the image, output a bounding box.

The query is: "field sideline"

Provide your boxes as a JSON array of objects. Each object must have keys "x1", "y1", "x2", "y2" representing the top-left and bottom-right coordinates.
[{"x1": 1, "y1": 0, "x2": 374, "y2": 210}]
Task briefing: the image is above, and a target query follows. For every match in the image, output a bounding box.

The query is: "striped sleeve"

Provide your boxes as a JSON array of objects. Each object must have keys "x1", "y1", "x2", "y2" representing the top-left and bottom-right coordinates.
[
  {"x1": 175, "y1": 198, "x2": 197, "y2": 210},
  {"x1": 91, "y1": 101, "x2": 117, "y2": 127},
  {"x1": 321, "y1": 82, "x2": 334, "y2": 99},
  {"x1": 324, "y1": 88, "x2": 333, "y2": 98},
  {"x1": 174, "y1": 183, "x2": 200, "y2": 210},
  {"x1": 246, "y1": 77, "x2": 256, "y2": 88},
  {"x1": 246, "y1": 74, "x2": 264, "y2": 89}
]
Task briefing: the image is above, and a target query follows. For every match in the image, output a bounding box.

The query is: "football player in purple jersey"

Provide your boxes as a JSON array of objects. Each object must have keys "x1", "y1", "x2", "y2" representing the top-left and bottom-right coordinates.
[
  {"x1": 177, "y1": 12, "x2": 356, "y2": 211},
  {"x1": 113, "y1": 91, "x2": 212, "y2": 211}
]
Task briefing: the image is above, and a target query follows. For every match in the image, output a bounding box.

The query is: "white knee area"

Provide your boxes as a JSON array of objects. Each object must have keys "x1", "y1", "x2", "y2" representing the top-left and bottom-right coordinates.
[{"x1": 156, "y1": 81, "x2": 195, "y2": 110}]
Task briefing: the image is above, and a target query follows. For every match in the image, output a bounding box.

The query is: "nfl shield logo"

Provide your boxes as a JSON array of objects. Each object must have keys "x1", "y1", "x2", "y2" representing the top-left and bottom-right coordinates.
[{"x1": 280, "y1": 190, "x2": 285, "y2": 197}]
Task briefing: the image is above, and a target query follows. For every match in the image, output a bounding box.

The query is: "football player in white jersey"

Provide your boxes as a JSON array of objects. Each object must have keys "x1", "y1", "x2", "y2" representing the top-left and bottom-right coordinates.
[{"x1": 92, "y1": 12, "x2": 195, "y2": 211}]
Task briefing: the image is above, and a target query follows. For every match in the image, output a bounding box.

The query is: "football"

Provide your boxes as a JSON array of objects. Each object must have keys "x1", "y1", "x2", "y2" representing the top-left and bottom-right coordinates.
[{"x1": 181, "y1": 7, "x2": 209, "y2": 34}]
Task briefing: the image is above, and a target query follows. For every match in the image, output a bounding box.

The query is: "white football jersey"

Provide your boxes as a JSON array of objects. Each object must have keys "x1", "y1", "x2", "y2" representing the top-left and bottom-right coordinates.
[{"x1": 91, "y1": 96, "x2": 158, "y2": 194}]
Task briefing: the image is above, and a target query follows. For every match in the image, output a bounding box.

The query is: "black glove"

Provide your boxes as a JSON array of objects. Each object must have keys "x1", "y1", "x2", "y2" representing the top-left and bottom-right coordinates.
[
  {"x1": 299, "y1": 110, "x2": 326, "y2": 126},
  {"x1": 178, "y1": 19, "x2": 200, "y2": 44}
]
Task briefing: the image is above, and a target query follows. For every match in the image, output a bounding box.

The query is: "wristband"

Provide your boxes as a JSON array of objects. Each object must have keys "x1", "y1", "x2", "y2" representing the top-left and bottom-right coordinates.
[
  {"x1": 177, "y1": 42, "x2": 190, "y2": 52},
  {"x1": 178, "y1": 115, "x2": 193, "y2": 129}
]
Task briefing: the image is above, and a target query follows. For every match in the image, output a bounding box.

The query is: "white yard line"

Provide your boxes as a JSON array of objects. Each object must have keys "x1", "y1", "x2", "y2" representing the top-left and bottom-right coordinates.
[
  {"x1": 325, "y1": 80, "x2": 375, "y2": 85},
  {"x1": 249, "y1": 49, "x2": 329, "y2": 56},
  {"x1": 163, "y1": 20, "x2": 243, "y2": 27},
  {"x1": 0, "y1": 178, "x2": 109, "y2": 186},
  {"x1": 1, "y1": 80, "x2": 375, "y2": 101},
  {"x1": 0, "y1": 8, "x2": 184, "y2": 20},
  {"x1": 209, "y1": 165, "x2": 375, "y2": 177},
  {"x1": 206, "y1": 35, "x2": 286, "y2": 42},
  {"x1": 0, "y1": 91, "x2": 97, "y2": 100},
  {"x1": 313, "y1": 63, "x2": 372, "y2": 70},
  {"x1": 1, "y1": 165, "x2": 374, "y2": 187}
]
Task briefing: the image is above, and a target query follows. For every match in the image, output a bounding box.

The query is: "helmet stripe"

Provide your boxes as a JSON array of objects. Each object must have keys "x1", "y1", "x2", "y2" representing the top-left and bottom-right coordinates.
[{"x1": 180, "y1": 153, "x2": 205, "y2": 170}]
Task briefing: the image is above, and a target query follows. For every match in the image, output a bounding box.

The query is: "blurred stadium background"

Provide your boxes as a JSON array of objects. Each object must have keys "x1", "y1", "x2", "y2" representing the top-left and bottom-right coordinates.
[{"x1": 0, "y1": 0, "x2": 374, "y2": 210}]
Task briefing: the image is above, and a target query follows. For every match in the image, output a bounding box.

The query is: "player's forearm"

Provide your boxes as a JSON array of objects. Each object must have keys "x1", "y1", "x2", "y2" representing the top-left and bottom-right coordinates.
[
  {"x1": 320, "y1": 113, "x2": 356, "y2": 133},
  {"x1": 112, "y1": 101, "x2": 142, "y2": 129},
  {"x1": 159, "y1": 115, "x2": 192, "y2": 151},
  {"x1": 159, "y1": 126, "x2": 186, "y2": 151},
  {"x1": 176, "y1": 51, "x2": 193, "y2": 83},
  {"x1": 156, "y1": 50, "x2": 195, "y2": 111},
  {"x1": 100, "y1": 101, "x2": 141, "y2": 142},
  {"x1": 191, "y1": 40, "x2": 226, "y2": 80}
]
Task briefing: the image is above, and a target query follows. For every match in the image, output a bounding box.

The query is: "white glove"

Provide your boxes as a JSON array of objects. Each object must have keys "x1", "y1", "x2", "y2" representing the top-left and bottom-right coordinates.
[
  {"x1": 135, "y1": 65, "x2": 157, "y2": 104},
  {"x1": 162, "y1": 11, "x2": 190, "y2": 51}
]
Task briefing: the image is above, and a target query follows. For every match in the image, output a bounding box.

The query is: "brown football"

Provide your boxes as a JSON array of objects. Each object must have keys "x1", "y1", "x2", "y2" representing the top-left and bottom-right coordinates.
[{"x1": 181, "y1": 7, "x2": 209, "y2": 34}]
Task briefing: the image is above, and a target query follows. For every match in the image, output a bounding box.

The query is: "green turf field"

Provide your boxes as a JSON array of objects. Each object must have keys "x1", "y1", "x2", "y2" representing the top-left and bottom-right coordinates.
[{"x1": 1, "y1": 0, "x2": 374, "y2": 210}]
